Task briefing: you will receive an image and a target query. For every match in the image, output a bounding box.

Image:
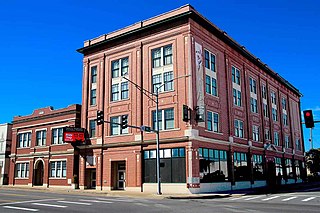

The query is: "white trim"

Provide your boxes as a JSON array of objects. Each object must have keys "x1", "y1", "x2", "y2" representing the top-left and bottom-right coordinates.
[
  {"x1": 12, "y1": 118, "x2": 76, "y2": 130},
  {"x1": 16, "y1": 160, "x2": 30, "y2": 163},
  {"x1": 34, "y1": 158, "x2": 45, "y2": 169},
  {"x1": 49, "y1": 158, "x2": 67, "y2": 162},
  {"x1": 50, "y1": 125, "x2": 68, "y2": 130},
  {"x1": 34, "y1": 128, "x2": 47, "y2": 132},
  {"x1": 18, "y1": 130, "x2": 32, "y2": 134}
]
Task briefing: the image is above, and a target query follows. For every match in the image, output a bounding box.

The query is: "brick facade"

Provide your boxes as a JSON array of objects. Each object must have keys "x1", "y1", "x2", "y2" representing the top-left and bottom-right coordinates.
[
  {"x1": 9, "y1": 104, "x2": 81, "y2": 188},
  {"x1": 77, "y1": 5, "x2": 305, "y2": 193}
]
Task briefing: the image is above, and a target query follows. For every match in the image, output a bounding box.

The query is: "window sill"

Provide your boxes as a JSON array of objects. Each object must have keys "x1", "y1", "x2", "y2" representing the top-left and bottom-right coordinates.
[
  {"x1": 204, "y1": 130, "x2": 223, "y2": 135},
  {"x1": 17, "y1": 147, "x2": 30, "y2": 149},
  {"x1": 144, "y1": 128, "x2": 181, "y2": 134},
  {"x1": 106, "y1": 133, "x2": 133, "y2": 138},
  {"x1": 49, "y1": 177, "x2": 67, "y2": 180},
  {"x1": 15, "y1": 178, "x2": 29, "y2": 179},
  {"x1": 51, "y1": 143, "x2": 68, "y2": 146}
]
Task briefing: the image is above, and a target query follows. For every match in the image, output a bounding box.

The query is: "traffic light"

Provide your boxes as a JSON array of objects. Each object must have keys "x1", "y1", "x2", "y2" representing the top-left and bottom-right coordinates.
[
  {"x1": 182, "y1": 105, "x2": 190, "y2": 122},
  {"x1": 121, "y1": 115, "x2": 128, "y2": 129},
  {"x1": 303, "y1": 110, "x2": 314, "y2": 128},
  {"x1": 96, "y1": 110, "x2": 104, "y2": 125}
]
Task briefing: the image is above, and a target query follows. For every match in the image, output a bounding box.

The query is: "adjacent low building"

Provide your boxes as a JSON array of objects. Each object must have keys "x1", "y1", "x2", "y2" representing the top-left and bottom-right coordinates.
[
  {"x1": 8, "y1": 104, "x2": 81, "y2": 188},
  {"x1": 0, "y1": 123, "x2": 12, "y2": 185}
]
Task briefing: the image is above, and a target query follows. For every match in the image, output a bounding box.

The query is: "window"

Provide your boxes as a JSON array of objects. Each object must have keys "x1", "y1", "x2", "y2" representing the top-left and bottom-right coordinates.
[
  {"x1": 275, "y1": 157, "x2": 283, "y2": 177},
  {"x1": 144, "y1": 148, "x2": 185, "y2": 183},
  {"x1": 234, "y1": 120, "x2": 244, "y2": 138},
  {"x1": 199, "y1": 148, "x2": 228, "y2": 182},
  {"x1": 18, "y1": 132, "x2": 31, "y2": 148},
  {"x1": 152, "y1": 45, "x2": 173, "y2": 68},
  {"x1": 285, "y1": 135, "x2": 290, "y2": 148},
  {"x1": 282, "y1": 98, "x2": 287, "y2": 110},
  {"x1": 152, "y1": 108, "x2": 174, "y2": 131},
  {"x1": 250, "y1": 98, "x2": 258, "y2": 113},
  {"x1": 207, "y1": 111, "x2": 219, "y2": 132},
  {"x1": 50, "y1": 161, "x2": 67, "y2": 178},
  {"x1": 90, "y1": 89, "x2": 96, "y2": 106},
  {"x1": 234, "y1": 152, "x2": 249, "y2": 181},
  {"x1": 112, "y1": 57, "x2": 129, "y2": 78},
  {"x1": 252, "y1": 125, "x2": 259, "y2": 142},
  {"x1": 52, "y1": 128, "x2": 64, "y2": 144},
  {"x1": 206, "y1": 75, "x2": 217, "y2": 96},
  {"x1": 232, "y1": 66, "x2": 240, "y2": 85},
  {"x1": 265, "y1": 129, "x2": 271, "y2": 141},
  {"x1": 36, "y1": 130, "x2": 46, "y2": 146},
  {"x1": 283, "y1": 114, "x2": 288, "y2": 126},
  {"x1": 263, "y1": 104, "x2": 269, "y2": 118},
  {"x1": 91, "y1": 66, "x2": 97, "y2": 84},
  {"x1": 253, "y1": 154, "x2": 264, "y2": 180},
  {"x1": 261, "y1": 85, "x2": 267, "y2": 99},
  {"x1": 110, "y1": 115, "x2": 128, "y2": 135},
  {"x1": 274, "y1": 132, "x2": 280, "y2": 146},
  {"x1": 204, "y1": 50, "x2": 216, "y2": 72},
  {"x1": 89, "y1": 120, "x2": 96, "y2": 138},
  {"x1": 152, "y1": 71, "x2": 174, "y2": 93},
  {"x1": 111, "y1": 84, "x2": 119, "y2": 101},
  {"x1": 233, "y1": 89, "x2": 242, "y2": 106},
  {"x1": 121, "y1": 82, "x2": 129, "y2": 100},
  {"x1": 15, "y1": 162, "x2": 29, "y2": 178},
  {"x1": 296, "y1": 138, "x2": 301, "y2": 151},
  {"x1": 272, "y1": 108, "x2": 278, "y2": 121},
  {"x1": 249, "y1": 78, "x2": 257, "y2": 94},
  {"x1": 271, "y1": 92, "x2": 276, "y2": 104},
  {"x1": 285, "y1": 159, "x2": 294, "y2": 179}
]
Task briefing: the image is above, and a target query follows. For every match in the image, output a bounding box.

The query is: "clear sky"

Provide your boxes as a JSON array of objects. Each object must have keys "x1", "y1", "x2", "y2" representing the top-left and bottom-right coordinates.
[{"x1": 0, "y1": 0, "x2": 319, "y2": 150}]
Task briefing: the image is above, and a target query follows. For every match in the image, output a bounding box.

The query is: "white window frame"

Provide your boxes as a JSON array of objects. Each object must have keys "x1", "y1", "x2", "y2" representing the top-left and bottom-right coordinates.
[
  {"x1": 234, "y1": 119, "x2": 244, "y2": 138},
  {"x1": 265, "y1": 129, "x2": 271, "y2": 141},
  {"x1": 152, "y1": 108, "x2": 174, "y2": 131},
  {"x1": 49, "y1": 160, "x2": 67, "y2": 178},
  {"x1": 36, "y1": 130, "x2": 47, "y2": 146},
  {"x1": 17, "y1": 132, "x2": 31, "y2": 148},
  {"x1": 285, "y1": 135, "x2": 290, "y2": 148},
  {"x1": 15, "y1": 162, "x2": 29, "y2": 178},
  {"x1": 249, "y1": 77, "x2": 257, "y2": 94},
  {"x1": 52, "y1": 128, "x2": 64, "y2": 145},
  {"x1": 207, "y1": 111, "x2": 219, "y2": 133},
  {"x1": 274, "y1": 132, "x2": 280, "y2": 146},
  {"x1": 110, "y1": 115, "x2": 129, "y2": 136},
  {"x1": 252, "y1": 125, "x2": 260, "y2": 142},
  {"x1": 233, "y1": 88, "x2": 242, "y2": 106},
  {"x1": 152, "y1": 45, "x2": 173, "y2": 68},
  {"x1": 250, "y1": 97, "x2": 258, "y2": 113}
]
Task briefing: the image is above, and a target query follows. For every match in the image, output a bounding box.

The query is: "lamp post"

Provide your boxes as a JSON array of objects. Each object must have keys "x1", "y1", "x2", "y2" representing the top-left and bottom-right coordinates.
[{"x1": 124, "y1": 74, "x2": 190, "y2": 195}]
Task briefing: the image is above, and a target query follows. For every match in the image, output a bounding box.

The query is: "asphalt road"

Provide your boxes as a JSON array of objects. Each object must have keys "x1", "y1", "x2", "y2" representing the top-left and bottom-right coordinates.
[{"x1": 0, "y1": 188, "x2": 320, "y2": 212}]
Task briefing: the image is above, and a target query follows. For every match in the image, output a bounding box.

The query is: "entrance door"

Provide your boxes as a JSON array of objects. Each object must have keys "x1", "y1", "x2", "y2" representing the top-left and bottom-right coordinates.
[
  {"x1": 34, "y1": 160, "x2": 44, "y2": 186},
  {"x1": 91, "y1": 170, "x2": 96, "y2": 189},
  {"x1": 117, "y1": 170, "x2": 125, "y2": 190}
]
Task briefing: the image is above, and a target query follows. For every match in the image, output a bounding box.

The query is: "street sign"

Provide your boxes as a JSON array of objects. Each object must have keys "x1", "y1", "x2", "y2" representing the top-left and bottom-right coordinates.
[
  {"x1": 140, "y1": 125, "x2": 152, "y2": 132},
  {"x1": 63, "y1": 127, "x2": 85, "y2": 143}
]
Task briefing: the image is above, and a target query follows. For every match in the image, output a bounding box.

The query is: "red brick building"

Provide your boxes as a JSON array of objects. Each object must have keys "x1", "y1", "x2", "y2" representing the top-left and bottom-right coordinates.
[
  {"x1": 77, "y1": 5, "x2": 305, "y2": 193},
  {"x1": 9, "y1": 104, "x2": 81, "y2": 188}
]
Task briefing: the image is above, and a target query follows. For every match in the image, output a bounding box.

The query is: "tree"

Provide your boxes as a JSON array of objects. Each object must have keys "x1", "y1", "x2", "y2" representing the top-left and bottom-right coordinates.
[{"x1": 306, "y1": 148, "x2": 320, "y2": 176}]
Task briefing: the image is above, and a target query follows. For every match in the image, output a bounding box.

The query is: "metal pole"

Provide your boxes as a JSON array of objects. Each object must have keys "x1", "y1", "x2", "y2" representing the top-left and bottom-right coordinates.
[
  {"x1": 155, "y1": 88, "x2": 161, "y2": 195},
  {"x1": 310, "y1": 128, "x2": 313, "y2": 149}
]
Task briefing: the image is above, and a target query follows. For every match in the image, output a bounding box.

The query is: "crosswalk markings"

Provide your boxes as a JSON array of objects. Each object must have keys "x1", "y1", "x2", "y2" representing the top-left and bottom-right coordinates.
[
  {"x1": 79, "y1": 199, "x2": 113, "y2": 204},
  {"x1": 3, "y1": 206, "x2": 39, "y2": 212},
  {"x1": 282, "y1": 196, "x2": 297, "y2": 201},
  {"x1": 244, "y1": 195, "x2": 263, "y2": 200},
  {"x1": 58, "y1": 200, "x2": 92, "y2": 205},
  {"x1": 32, "y1": 203, "x2": 67, "y2": 208},
  {"x1": 302, "y1": 197, "x2": 316, "y2": 202},
  {"x1": 261, "y1": 196, "x2": 280, "y2": 201}
]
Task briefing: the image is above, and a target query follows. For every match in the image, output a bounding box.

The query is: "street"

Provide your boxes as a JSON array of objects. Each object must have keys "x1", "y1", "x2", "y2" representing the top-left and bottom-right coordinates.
[{"x1": 1, "y1": 188, "x2": 320, "y2": 212}]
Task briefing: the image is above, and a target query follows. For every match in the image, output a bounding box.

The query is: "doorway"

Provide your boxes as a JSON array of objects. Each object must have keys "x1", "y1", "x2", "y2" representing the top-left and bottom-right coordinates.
[
  {"x1": 112, "y1": 161, "x2": 126, "y2": 190},
  {"x1": 33, "y1": 160, "x2": 44, "y2": 186}
]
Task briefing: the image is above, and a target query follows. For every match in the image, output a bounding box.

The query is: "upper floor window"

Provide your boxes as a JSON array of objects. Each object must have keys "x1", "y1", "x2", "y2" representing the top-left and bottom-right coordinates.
[
  {"x1": 296, "y1": 138, "x2": 301, "y2": 151},
  {"x1": 91, "y1": 66, "x2": 97, "y2": 84},
  {"x1": 274, "y1": 132, "x2": 280, "y2": 146},
  {"x1": 233, "y1": 89, "x2": 242, "y2": 106},
  {"x1": 52, "y1": 128, "x2": 64, "y2": 145},
  {"x1": 90, "y1": 89, "x2": 96, "y2": 106},
  {"x1": 252, "y1": 125, "x2": 259, "y2": 142},
  {"x1": 282, "y1": 98, "x2": 287, "y2": 110},
  {"x1": 265, "y1": 129, "x2": 271, "y2": 141},
  {"x1": 18, "y1": 132, "x2": 31, "y2": 148},
  {"x1": 204, "y1": 50, "x2": 216, "y2": 72},
  {"x1": 152, "y1": 45, "x2": 172, "y2": 68},
  {"x1": 36, "y1": 130, "x2": 46, "y2": 146},
  {"x1": 152, "y1": 71, "x2": 173, "y2": 93},
  {"x1": 272, "y1": 108, "x2": 278, "y2": 122},
  {"x1": 89, "y1": 120, "x2": 96, "y2": 138},
  {"x1": 271, "y1": 91, "x2": 277, "y2": 104},
  {"x1": 206, "y1": 75, "x2": 217, "y2": 96},
  {"x1": 250, "y1": 98, "x2": 258, "y2": 113},
  {"x1": 285, "y1": 135, "x2": 290, "y2": 148},
  {"x1": 234, "y1": 119, "x2": 244, "y2": 138},
  {"x1": 232, "y1": 66, "x2": 241, "y2": 85},
  {"x1": 112, "y1": 57, "x2": 129, "y2": 78},
  {"x1": 152, "y1": 108, "x2": 174, "y2": 131},
  {"x1": 207, "y1": 111, "x2": 219, "y2": 133},
  {"x1": 261, "y1": 85, "x2": 267, "y2": 99},
  {"x1": 263, "y1": 103, "x2": 269, "y2": 118},
  {"x1": 110, "y1": 115, "x2": 128, "y2": 136},
  {"x1": 283, "y1": 114, "x2": 288, "y2": 126},
  {"x1": 249, "y1": 78, "x2": 257, "y2": 94}
]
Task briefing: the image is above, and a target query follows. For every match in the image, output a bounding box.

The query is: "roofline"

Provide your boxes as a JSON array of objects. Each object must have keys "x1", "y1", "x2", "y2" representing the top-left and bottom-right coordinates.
[{"x1": 77, "y1": 5, "x2": 302, "y2": 97}]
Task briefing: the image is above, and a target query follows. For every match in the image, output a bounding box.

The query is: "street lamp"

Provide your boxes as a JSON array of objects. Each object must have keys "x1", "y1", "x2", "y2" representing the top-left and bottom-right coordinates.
[{"x1": 124, "y1": 74, "x2": 190, "y2": 195}]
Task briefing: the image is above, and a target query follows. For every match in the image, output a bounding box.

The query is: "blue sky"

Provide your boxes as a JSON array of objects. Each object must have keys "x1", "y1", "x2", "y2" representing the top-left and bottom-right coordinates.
[{"x1": 0, "y1": 0, "x2": 319, "y2": 150}]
